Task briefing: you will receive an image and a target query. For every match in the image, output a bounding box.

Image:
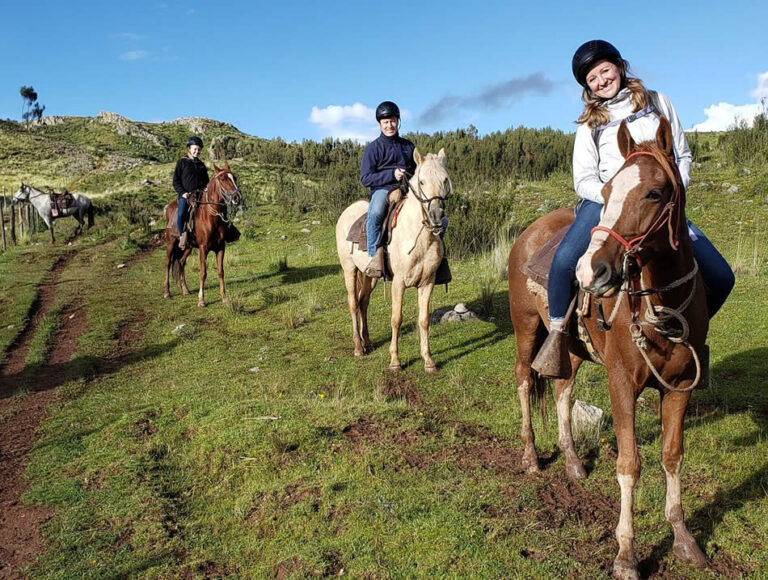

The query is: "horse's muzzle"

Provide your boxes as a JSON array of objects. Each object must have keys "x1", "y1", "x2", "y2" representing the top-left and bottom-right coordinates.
[{"x1": 580, "y1": 259, "x2": 622, "y2": 297}]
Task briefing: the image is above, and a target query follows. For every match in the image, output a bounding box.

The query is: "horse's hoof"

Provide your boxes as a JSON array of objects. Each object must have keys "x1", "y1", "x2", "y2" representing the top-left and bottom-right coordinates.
[
  {"x1": 198, "y1": 302, "x2": 206, "y2": 308},
  {"x1": 522, "y1": 451, "x2": 540, "y2": 474},
  {"x1": 354, "y1": 349, "x2": 364, "y2": 357},
  {"x1": 613, "y1": 558, "x2": 640, "y2": 580},
  {"x1": 566, "y1": 461, "x2": 587, "y2": 480},
  {"x1": 673, "y1": 540, "x2": 709, "y2": 568},
  {"x1": 425, "y1": 365, "x2": 437, "y2": 374},
  {"x1": 182, "y1": 290, "x2": 191, "y2": 296},
  {"x1": 163, "y1": 293, "x2": 170, "y2": 299},
  {"x1": 389, "y1": 365, "x2": 402, "y2": 373}
]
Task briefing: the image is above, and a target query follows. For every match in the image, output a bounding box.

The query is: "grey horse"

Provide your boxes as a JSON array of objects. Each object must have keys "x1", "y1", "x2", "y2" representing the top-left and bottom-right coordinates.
[{"x1": 13, "y1": 183, "x2": 94, "y2": 243}]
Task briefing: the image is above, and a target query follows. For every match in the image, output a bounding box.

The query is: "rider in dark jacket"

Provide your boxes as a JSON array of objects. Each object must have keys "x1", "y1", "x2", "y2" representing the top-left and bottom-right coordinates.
[
  {"x1": 173, "y1": 136, "x2": 209, "y2": 249},
  {"x1": 359, "y1": 101, "x2": 415, "y2": 277}
]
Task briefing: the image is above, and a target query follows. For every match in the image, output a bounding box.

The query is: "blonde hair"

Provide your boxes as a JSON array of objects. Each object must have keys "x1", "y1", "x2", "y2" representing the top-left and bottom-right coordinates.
[{"x1": 577, "y1": 60, "x2": 650, "y2": 129}]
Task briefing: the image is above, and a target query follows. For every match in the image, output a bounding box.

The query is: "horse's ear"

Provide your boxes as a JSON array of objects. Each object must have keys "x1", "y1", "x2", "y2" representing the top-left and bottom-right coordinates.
[
  {"x1": 655, "y1": 116, "x2": 674, "y2": 157},
  {"x1": 617, "y1": 120, "x2": 635, "y2": 159},
  {"x1": 413, "y1": 148, "x2": 423, "y2": 165},
  {"x1": 213, "y1": 163, "x2": 221, "y2": 173},
  {"x1": 437, "y1": 148, "x2": 446, "y2": 166}
]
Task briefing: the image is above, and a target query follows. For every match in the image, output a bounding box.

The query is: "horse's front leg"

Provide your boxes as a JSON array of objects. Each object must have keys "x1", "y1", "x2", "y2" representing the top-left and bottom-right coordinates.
[
  {"x1": 388, "y1": 279, "x2": 406, "y2": 371},
  {"x1": 416, "y1": 283, "x2": 436, "y2": 373},
  {"x1": 198, "y1": 246, "x2": 208, "y2": 307},
  {"x1": 47, "y1": 218, "x2": 55, "y2": 243},
  {"x1": 216, "y1": 247, "x2": 227, "y2": 304},
  {"x1": 609, "y1": 380, "x2": 641, "y2": 580},
  {"x1": 660, "y1": 389, "x2": 708, "y2": 568}
]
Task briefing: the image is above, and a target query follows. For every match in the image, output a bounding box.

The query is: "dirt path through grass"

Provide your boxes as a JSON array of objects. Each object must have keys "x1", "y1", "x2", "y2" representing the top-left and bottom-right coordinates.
[{"x1": 0, "y1": 240, "x2": 157, "y2": 578}]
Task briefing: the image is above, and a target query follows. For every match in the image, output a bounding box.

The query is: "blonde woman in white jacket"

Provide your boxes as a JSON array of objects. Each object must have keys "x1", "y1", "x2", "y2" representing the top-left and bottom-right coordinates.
[{"x1": 532, "y1": 40, "x2": 734, "y2": 379}]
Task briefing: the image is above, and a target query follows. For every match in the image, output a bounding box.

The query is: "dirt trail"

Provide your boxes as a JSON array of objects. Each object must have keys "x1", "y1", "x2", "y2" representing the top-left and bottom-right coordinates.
[{"x1": 0, "y1": 242, "x2": 156, "y2": 578}]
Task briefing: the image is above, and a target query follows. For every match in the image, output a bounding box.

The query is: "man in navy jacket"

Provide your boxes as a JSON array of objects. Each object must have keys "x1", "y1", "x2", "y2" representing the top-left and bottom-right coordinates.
[{"x1": 360, "y1": 101, "x2": 415, "y2": 277}]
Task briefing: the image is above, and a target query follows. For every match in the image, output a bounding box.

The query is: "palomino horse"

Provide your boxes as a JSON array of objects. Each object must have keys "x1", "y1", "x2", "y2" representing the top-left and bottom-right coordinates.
[
  {"x1": 13, "y1": 183, "x2": 94, "y2": 243},
  {"x1": 508, "y1": 118, "x2": 708, "y2": 578},
  {"x1": 163, "y1": 163, "x2": 242, "y2": 307},
  {"x1": 336, "y1": 149, "x2": 451, "y2": 372}
]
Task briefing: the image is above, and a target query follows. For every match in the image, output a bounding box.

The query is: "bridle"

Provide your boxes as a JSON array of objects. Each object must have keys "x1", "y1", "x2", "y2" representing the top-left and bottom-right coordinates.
[
  {"x1": 197, "y1": 170, "x2": 243, "y2": 224},
  {"x1": 405, "y1": 163, "x2": 452, "y2": 236},
  {"x1": 583, "y1": 150, "x2": 702, "y2": 392}
]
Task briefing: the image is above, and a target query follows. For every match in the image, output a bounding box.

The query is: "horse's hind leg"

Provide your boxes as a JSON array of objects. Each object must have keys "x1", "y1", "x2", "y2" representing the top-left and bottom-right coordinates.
[
  {"x1": 512, "y1": 312, "x2": 545, "y2": 473},
  {"x1": 554, "y1": 358, "x2": 587, "y2": 480},
  {"x1": 358, "y1": 274, "x2": 376, "y2": 353},
  {"x1": 179, "y1": 249, "x2": 192, "y2": 295},
  {"x1": 660, "y1": 389, "x2": 708, "y2": 568},
  {"x1": 164, "y1": 243, "x2": 173, "y2": 298},
  {"x1": 198, "y1": 246, "x2": 208, "y2": 307},
  {"x1": 343, "y1": 268, "x2": 365, "y2": 356}
]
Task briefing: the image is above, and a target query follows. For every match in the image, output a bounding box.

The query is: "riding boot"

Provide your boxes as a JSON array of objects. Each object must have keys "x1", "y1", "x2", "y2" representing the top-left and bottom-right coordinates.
[
  {"x1": 364, "y1": 247, "x2": 385, "y2": 278},
  {"x1": 532, "y1": 329, "x2": 572, "y2": 379},
  {"x1": 179, "y1": 231, "x2": 188, "y2": 250},
  {"x1": 434, "y1": 256, "x2": 452, "y2": 285}
]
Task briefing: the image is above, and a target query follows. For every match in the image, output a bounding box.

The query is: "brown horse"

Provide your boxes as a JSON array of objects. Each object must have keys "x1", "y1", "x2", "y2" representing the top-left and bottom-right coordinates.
[
  {"x1": 508, "y1": 118, "x2": 708, "y2": 578},
  {"x1": 163, "y1": 163, "x2": 242, "y2": 307}
]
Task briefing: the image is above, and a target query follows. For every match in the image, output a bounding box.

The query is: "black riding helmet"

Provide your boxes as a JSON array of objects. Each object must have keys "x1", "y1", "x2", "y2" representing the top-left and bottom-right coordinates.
[
  {"x1": 375, "y1": 101, "x2": 400, "y2": 121},
  {"x1": 187, "y1": 136, "x2": 204, "y2": 148},
  {"x1": 572, "y1": 40, "x2": 623, "y2": 88}
]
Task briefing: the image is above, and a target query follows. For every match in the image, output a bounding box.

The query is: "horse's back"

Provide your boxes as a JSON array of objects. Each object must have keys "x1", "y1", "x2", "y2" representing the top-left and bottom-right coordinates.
[
  {"x1": 335, "y1": 200, "x2": 369, "y2": 269},
  {"x1": 509, "y1": 207, "x2": 574, "y2": 274}
]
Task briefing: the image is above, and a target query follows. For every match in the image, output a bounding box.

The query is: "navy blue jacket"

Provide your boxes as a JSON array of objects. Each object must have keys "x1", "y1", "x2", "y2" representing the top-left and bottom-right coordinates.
[{"x1": 360, "y1": 133, "x2": 416, "y2": 192}]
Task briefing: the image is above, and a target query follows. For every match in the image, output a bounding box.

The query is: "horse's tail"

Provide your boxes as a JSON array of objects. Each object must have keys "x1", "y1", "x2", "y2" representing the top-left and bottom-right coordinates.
[
  {"x1": 87, "y1": 203, "x2": 94, "y2": 228},
  {"x1": 531, "y1": 325, "x2": 550, "y2": 422},
  {"x1": 170, "y1": 245, "x2": 184, "y2": 282}
]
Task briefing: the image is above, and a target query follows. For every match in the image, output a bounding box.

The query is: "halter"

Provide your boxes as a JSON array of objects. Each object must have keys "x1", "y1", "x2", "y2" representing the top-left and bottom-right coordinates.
[{"x1": 584, "y1": 150, "x2": 702, "y2": 392}]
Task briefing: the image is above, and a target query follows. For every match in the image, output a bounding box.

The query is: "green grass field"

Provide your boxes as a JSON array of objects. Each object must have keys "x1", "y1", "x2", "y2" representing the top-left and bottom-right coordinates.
[{"x1": 1, "y1": 153, "x2": 767, "y2": 578}]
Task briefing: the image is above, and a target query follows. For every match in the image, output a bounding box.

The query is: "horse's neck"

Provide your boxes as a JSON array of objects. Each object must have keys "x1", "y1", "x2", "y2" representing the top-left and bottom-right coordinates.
[{"x1": 642, "y1": 239, "x2": 697, "y2": 306}]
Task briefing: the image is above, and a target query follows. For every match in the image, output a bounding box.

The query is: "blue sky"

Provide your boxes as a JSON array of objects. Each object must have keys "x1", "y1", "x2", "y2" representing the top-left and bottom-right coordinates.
[{"x1": 2, "y1": 0, "x2": 766, "y2": 143}]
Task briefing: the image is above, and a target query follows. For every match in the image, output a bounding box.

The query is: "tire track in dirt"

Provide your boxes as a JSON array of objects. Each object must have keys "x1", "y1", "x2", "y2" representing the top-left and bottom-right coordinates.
[
  {"x1": 0, "y1": 240, "x2": 156, "y2": 578},
  {"x1": 0, "y1": 252, "x2": 78, "y2": 579}
]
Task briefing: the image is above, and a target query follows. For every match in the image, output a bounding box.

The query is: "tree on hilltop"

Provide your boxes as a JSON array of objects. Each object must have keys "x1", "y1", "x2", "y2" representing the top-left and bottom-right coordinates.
[{"x1": 20, "y1": 85, "x2": 45, "y2": 126}]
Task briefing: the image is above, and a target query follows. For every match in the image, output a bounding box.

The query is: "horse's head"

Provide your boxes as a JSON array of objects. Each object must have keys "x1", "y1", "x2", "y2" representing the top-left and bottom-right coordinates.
[
  {"x1": 13, "y1": 183, "x2": 30, "y2": 203},
  {"x1": 410, "y1": 148, "x2": 451, "y2": 233},
  {"x1": 576, "y1": 117, "x2": 685, "y2": 296},
  {"x1": 209, "y1": 163, "x2": 243, "y2": 207}
]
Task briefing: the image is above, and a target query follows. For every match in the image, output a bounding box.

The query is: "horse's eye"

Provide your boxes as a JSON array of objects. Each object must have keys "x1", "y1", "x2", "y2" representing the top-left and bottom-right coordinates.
[{"x1": 645, "y1": 189, "x2": 662, "y2": 201}]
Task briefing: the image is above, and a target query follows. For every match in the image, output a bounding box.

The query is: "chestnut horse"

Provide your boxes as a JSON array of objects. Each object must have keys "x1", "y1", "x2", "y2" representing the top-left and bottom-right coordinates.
[
  {"x1": 335, "y1": 149, "x2": 450, "y2": 372},
  {"x1": 508, "y1": 118, "x2": 708, "y2": 578},
  {"x1": 163, "y1": 163, "x2": 242, "y2": 307}
]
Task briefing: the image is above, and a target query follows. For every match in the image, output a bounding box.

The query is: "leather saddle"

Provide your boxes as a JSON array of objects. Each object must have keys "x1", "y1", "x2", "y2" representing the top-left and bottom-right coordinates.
[{"x1": 49, "y1": 190, "x2": 75, "y2": 216}]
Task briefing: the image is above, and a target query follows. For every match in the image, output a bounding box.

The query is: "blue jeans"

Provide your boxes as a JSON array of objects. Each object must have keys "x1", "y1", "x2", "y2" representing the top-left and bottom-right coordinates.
[
  {"x1": 177, "y1": 195, "x2": 188, "y2": 236},
  {"x1": 366, "y1": 188, "x2": 449, "y2": 257},
  {"x1": 547, "y1": 200, "x2": 734, "y2": 320},
  {"x1": 366, "y1": 188, "x2": 389, "y2": 257}
]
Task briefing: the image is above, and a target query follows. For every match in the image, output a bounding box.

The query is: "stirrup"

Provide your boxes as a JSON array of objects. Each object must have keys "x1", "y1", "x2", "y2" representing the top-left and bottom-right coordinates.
[
  {"x1": 364, "y1": 249, "x2": 385, "y2": 278},
  {"x1": 532, "y1": 329, "x2": 572, "y2": 379}
]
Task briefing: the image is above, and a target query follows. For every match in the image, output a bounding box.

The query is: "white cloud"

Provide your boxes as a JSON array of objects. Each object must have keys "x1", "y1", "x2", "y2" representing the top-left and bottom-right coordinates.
[
  {"x1": 120, "y1": 50, "x2": 148, "y2": 61},
  {"x1": 309, "y1": 103, "x2": 378, "y2": 143},
  {"x1": 692, "y1": 72, "x2": 768, "y2": 132}
]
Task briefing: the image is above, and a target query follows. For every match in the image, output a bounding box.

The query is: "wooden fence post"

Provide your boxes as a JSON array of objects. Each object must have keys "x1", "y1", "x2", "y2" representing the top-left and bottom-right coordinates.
[
  {"x1": 10, "y1": 197, "x2": 17, "y2": 245},
  {"x1": 1, "y1": 195, "x2": 6, "y2": 251}
]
